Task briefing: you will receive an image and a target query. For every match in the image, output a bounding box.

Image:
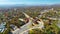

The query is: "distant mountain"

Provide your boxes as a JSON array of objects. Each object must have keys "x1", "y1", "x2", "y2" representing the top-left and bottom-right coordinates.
[
  {"x1": 0, "y1": 4, "x2": 60, "y2": 8},
  {"x1": 51, "y1": 4, "x2": 60, "y2": 8},
  {"x1": 0, "y1": 4, "x2": 27, "y2": 8}
]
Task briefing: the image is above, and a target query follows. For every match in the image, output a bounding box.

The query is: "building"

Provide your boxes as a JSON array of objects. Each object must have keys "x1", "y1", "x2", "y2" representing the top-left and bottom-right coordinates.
[
  {"x1": 0, "y1": 22, "x2": 6, "y2": 32},
  {"x1": 10, "y1": 24, "x2": 17, "y2": 31}
]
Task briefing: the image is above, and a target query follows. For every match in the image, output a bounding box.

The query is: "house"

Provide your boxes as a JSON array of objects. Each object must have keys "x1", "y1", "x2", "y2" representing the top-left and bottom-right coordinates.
[{"x1": 10, "y1": 24, "x2": 17, "y2": 31}]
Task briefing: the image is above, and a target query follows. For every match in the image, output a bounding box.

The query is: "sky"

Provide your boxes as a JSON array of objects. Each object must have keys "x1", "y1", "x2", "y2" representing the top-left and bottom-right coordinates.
[{"x1": 0, "y1": 0, "x2": 60, "y2": 5}]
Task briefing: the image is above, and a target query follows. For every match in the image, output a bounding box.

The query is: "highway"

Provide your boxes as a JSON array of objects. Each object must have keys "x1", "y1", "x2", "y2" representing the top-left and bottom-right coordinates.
[
  {"x1": 21, "y1": 27, "x2": 43, "y2": 34},
  {"x1": 12, "y1": 19, "x2": 44, "y2": 34},
  {"x1": 12, "y1": 20, "x2": 33, "y2": 34}
]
